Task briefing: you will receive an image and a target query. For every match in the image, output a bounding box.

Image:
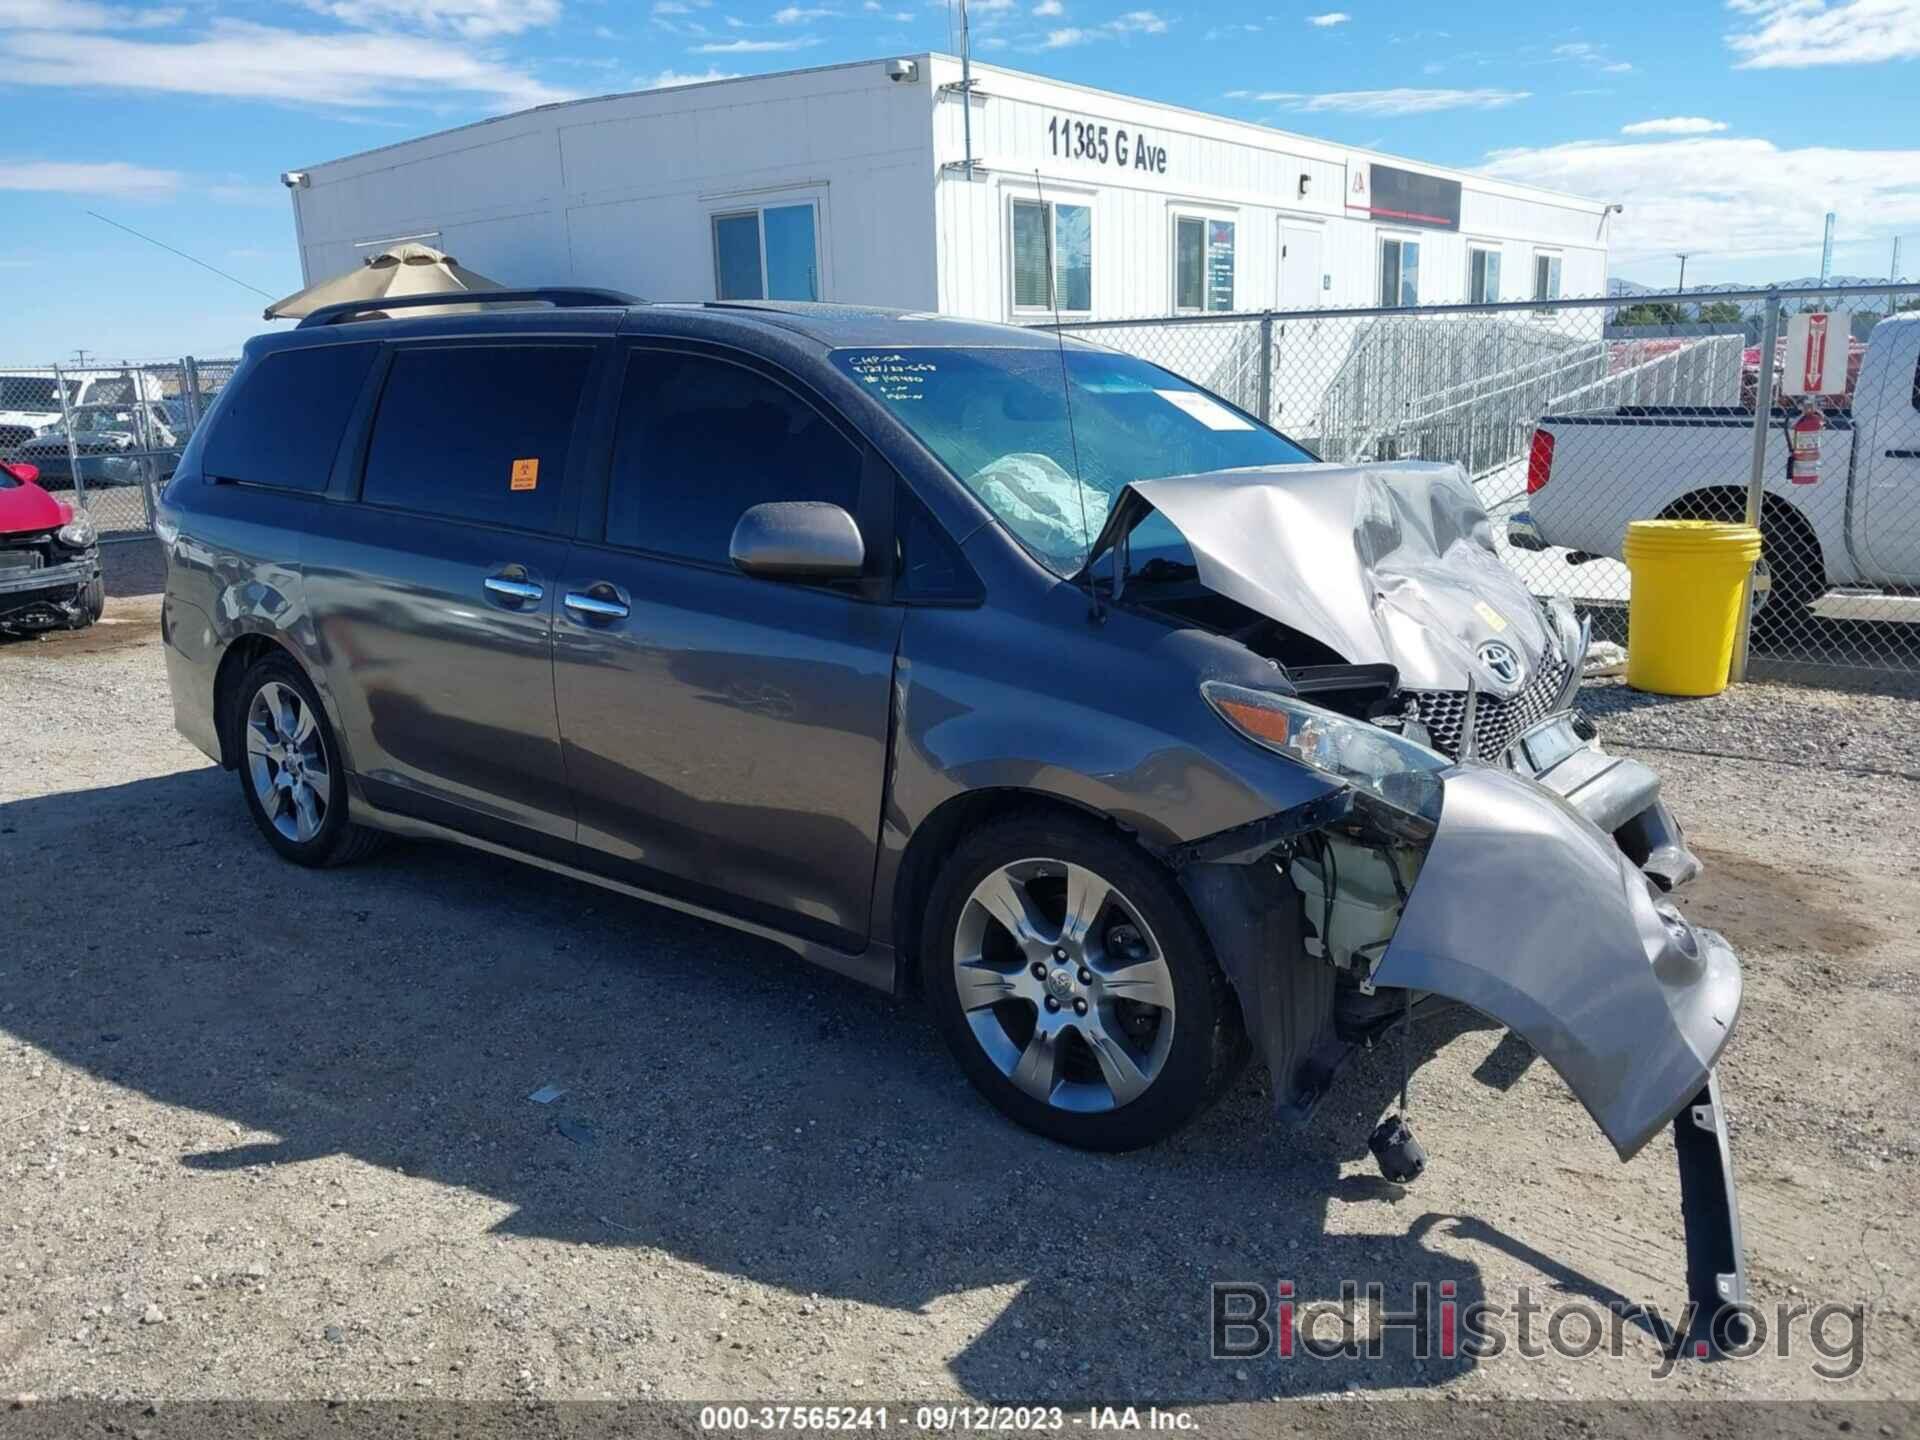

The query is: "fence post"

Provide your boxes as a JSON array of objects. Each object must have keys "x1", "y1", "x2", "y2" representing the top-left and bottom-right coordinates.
[
  {"x1": 50, "y1": 362, "x2": 86, "y2": 514},
  {"x1": 181, "y1": 356, "x2": 203, "y2": 430},
  {"x1": 1729, "y1": 291, "x2": 1781, "y2": 684},
  {"x1": 1256, "y1": 312, "x2": 1274, "y2": 424}
]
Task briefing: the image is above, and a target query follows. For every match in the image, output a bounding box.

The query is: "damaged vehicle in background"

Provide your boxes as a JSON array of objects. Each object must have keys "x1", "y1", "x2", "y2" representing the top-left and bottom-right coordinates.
[
  {"x1": 0, "y1": 459, "x2": 103, "y2": 633},
  {"x1": 155, "y1": 294, "x2": 1746, "y2": 1351}
]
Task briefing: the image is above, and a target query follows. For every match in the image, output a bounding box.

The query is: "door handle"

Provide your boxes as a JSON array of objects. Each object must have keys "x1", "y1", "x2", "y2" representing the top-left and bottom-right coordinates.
[
  {"x1": 1887, "y1": 449, "x2": 1920, "y2": 459},
  {"x1": 484, "y1": 574, "x2": 544, "y2": 604},
  {"x1": 564, "y1": 585, "x2": 631, "y2": 620}
]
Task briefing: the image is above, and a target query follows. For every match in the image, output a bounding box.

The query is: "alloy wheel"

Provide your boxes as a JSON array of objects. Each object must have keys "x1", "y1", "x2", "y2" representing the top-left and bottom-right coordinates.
[
  {"x1": 951, "y1": 858, "x2": 1177, "y2": 1113},
  {"x1": 245, "y1": 681, "x2": 331, "y2": 844}
]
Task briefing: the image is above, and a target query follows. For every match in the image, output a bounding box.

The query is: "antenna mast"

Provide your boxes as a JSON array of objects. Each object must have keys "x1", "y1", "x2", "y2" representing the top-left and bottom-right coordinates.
[{"x1": 959, "y1": 0, "x2": 974, "y2": 179}]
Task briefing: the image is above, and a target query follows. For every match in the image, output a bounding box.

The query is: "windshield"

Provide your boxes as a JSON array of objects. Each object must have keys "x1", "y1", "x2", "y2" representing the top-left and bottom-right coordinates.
[{"x1": 832, "y1": 346, "x2": 1312, "y2": 575}]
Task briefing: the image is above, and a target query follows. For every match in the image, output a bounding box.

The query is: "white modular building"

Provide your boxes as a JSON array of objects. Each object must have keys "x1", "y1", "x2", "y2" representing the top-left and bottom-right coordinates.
[{"x1": 282, "y1": 54, "x2": 1614, "y2": 324}]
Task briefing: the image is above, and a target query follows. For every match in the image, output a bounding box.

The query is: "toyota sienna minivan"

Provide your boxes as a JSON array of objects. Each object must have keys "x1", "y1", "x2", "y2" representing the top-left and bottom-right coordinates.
[{"x1": 158, "y1": 291, "x2": 1748, "y2": 1344}]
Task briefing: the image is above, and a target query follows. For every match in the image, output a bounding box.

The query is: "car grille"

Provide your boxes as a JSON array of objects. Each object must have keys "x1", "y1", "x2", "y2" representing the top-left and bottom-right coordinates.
[
  {"x1": 1406, "y1": 648, "x2": 1573, "y2": 761},
  {"x1": 0, "y1": 545, "x2": 47, "y2": 574}
]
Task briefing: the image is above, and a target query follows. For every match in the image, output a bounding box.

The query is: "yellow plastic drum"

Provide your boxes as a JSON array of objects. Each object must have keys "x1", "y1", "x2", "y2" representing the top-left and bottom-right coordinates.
[{"x1": 1622, "y1": 520, "x2": 1763, "y2": 697}]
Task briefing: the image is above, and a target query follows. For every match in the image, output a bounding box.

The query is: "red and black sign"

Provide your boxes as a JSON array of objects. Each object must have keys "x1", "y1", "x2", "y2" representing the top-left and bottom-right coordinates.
[{"x1": 1354, "y1": 163, "x2": 1461, "y2": 231}]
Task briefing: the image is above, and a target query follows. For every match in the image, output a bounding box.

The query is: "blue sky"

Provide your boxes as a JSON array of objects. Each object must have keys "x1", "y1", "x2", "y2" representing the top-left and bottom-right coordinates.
[{"x1": 3, "y1": 0, "x2": 1917, "y2": 360}]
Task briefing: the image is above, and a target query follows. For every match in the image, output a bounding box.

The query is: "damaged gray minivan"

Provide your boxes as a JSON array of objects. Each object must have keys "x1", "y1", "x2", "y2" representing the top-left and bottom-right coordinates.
[{"x1": 158, "y1": 292, "x2": 1745, "y2": 1340}]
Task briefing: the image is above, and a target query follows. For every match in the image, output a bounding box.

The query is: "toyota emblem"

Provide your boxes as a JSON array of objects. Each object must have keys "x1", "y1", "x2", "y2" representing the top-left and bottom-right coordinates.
[{"x1": 1476, "y1": 640, "x2": 1524, "y2": 688}]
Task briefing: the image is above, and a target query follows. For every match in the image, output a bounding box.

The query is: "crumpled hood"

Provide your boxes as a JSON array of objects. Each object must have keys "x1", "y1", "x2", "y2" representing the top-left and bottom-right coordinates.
[
  {"x1": 0, "y1": 475, "x2": 70, "y2": 534},
  {"x1": 1128, "y1": 461, "x2": 1559, "y2": 693}
]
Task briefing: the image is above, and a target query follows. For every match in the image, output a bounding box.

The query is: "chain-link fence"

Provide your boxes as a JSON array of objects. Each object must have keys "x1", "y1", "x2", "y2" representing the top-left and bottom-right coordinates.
[
  {"x1": 1055, "y1": 283, "x2": 1920, "y2": 690},
  {"x1": 0, "y1": 358, "x2": 238, "y2": 541}
]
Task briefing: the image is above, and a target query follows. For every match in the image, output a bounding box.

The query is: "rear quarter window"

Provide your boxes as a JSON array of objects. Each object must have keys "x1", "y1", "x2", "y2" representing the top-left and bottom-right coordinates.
[{"x1": 202, "y1": 343, "x2": 378, "y2": 493}]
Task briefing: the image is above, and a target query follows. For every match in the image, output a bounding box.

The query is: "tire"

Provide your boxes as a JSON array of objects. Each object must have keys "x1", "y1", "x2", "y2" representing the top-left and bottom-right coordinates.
[
  {"x1": 66, "y1": 575, "x2": 104, "y2": 630},
  {"x1": 921, "y1": 811, "x2": 1240, "y2": 1151},
  {"x1": 1753, "y1": 512, "x2": 1825, "y2": 634},
  {"x1": 229, "y1": 652, "x2": 383, "y2": 868},
  {"x1": 1663, "y1": 491, "x2": 1824, "y2": 629}
]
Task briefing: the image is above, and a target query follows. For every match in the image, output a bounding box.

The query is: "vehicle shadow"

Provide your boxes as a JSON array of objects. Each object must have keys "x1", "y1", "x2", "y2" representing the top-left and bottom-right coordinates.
[{"x1": 2, "y1": 768, "x2": 1647, "y2": 1401}]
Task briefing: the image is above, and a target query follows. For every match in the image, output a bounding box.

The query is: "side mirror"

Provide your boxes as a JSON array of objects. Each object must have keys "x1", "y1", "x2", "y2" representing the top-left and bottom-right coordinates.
[{"x1": 730, "y1": 501, "x2": 865, "y2": 579}]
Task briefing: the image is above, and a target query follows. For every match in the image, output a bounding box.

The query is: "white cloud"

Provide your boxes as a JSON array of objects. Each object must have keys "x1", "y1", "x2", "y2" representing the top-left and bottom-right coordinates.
[
  {"x1": 1553, "y1": 37, "x2": 1631, "y2": 72},
  {"x1": 0, "y1": 159, "x2": 181, "y2": 196},
  {"x1": 1038, "y1": 8, "x2": 1161, "y2": 44},
  {"x1": 978, "y1": 32, "x2": 1007, "y2": 46},
  {"x1": 653, "y1": 0, "x2": 693, "y2": 11},
  {"x1": 1727, "y1": 0, "x2": 1920, "y2": 67},
  {"x1": 967, "y1": 0, "x2": 1015, "y2": 10},
  {"x1": 0, "y1": 0, "x2": 179, "y2": 26},
  {"x1": 306, "y1": 0, "x2": 562, "y2": 39},
  {"x1": 691, "y1": 33, "x2": 820, "y2": 49},
  {"x1": 772, "y1": 3, "x2": 836, "y2": 19},
  {"x1": 636, "y1": 65, "x2": 739, "y2": 86},
  {"x1": 1621, "y1": 116, "x2": 1728, "y2": 135},
  {"x1": 1306, "y1": 10, "x2": 1349, "y2": 24},
  {"x1": 1246, "y1": 87, "x2": 1529, "y2": 115},
  {"x1": 1481, "y1": 135, "x2": 1920, "y2": 265},
  {"x1": 1032, "y1": 0, "x2": 1060, "y2": 13},
  {"x1": 0, "y1": 18, "x2": 572, "y2": 108}
]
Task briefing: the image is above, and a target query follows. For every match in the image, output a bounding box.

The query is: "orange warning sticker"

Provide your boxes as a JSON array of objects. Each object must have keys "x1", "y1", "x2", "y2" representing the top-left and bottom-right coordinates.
[{"x1": 510, "y1": 458, "x2": 539, "y2": 491}]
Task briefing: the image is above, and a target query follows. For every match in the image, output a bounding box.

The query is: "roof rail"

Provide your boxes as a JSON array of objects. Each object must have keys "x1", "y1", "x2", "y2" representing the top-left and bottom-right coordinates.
[{"x1": 296, "y1": 287, "x2": 643, "y2": 329}]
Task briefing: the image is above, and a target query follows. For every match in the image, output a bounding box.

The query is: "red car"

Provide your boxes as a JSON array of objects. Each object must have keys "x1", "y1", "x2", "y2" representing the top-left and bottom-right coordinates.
[{"x1": 0, "y1": 460, "x2": 104, "y2": 633}]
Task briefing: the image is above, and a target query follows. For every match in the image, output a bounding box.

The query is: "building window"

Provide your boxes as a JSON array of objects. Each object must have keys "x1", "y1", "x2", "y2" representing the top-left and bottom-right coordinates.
[
  {"x1": 711, "y1": 203, "x2": 820, "y2": 301},
  {"x1": 1174, "y1": 215, "x2": 1235, "y2": 312},
  {"x1": 1468, "y1": 246, "x2": 1501, "y2": 304},
  {"x1": 1379, "y1": 237, "x2": 1419, "y2": 307},
  {"x1": 1533, "y1": 252, "x2": 1562, "y2": 311},
  {"x1": 1011, "y1": 198, "x2": 1092, "y2": 314}
]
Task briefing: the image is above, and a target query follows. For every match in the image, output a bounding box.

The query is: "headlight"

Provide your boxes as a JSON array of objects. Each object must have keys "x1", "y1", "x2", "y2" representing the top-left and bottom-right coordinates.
[
  {"x1": 1201, "y1": 681, "x2": 1449, "y2": 823},
  {"x1": 56, "y1": 509, "x2": 96, "y2": 548}
]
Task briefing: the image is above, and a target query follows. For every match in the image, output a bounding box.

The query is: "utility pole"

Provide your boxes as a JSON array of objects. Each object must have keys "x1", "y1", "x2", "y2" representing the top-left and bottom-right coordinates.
[
  {"x1": 70, "y1": 348, "x2": 93, "y2": 368},
  {"x1": 1819, "y1": 212, "x2": 1835, "y2": 283},
  {"x1": 1674, "y1": 253, "x2": 1690, "y2": 293},
  {"x1": 1893, "y1": 236, "x2": 1904, "y2": 283}
]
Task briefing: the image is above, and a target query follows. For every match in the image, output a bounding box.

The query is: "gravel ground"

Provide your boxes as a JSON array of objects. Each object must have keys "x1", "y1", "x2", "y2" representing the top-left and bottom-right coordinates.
[{"x1": 2, "y1": 549, "x2": 1917, "y2": 1412}]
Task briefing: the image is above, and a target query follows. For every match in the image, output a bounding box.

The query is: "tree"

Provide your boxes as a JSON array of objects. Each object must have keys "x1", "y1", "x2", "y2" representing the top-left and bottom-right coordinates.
[
  {"x1": 1697, "y1": 300, "x2": 1743, "y2": 324},
  {"x1": 1613, "y1": 301, "x2": 1686, "y2": 326}
]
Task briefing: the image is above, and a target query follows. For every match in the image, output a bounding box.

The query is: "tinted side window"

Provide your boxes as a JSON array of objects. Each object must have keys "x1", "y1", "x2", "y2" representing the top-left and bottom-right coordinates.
[
  {"x1": 895, "y1": 483, "x2": 978, "y2": 601},
  {"x1": 361, "y1": 344, "x2": 593, "y2": 531},
  {"x1": 203, "y1": 343, "x2": 377, "y2": 492},
  {"x1": 607, "y1": 350, "x2": 861, "y2": 564}
]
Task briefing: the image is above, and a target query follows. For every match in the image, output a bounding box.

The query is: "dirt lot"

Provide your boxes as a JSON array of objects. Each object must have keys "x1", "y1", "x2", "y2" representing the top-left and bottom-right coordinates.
[{"x1": 2, "y1": 544, "x2": 1917, "y2": 1410}]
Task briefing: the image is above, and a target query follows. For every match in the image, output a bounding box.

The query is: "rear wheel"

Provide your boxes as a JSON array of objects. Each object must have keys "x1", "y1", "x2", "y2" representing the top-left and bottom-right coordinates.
[
  {"x1": 922, "y1": 812, "x2": 1240, "y2": 1151},
  {"x1": 231, "y1": 653, "x2": 383, "y2": 868}
]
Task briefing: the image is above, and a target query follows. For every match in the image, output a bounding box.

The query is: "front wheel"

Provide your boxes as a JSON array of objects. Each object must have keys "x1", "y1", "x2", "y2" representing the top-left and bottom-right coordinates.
[{"x1": 922, "y1": 812, "x2": 1241, "y2": 1151}]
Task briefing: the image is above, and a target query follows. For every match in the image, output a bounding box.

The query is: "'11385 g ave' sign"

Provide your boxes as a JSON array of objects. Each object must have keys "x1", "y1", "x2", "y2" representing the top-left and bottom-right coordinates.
[{"x1": 1047, "y1": 113, "x2": 1169, "y2": 173}]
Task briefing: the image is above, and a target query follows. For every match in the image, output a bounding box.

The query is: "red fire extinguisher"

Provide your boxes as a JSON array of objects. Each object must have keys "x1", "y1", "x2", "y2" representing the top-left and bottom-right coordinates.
[{"x1": 1788, "y1": 401, "x2": 1823, "y2": 486}]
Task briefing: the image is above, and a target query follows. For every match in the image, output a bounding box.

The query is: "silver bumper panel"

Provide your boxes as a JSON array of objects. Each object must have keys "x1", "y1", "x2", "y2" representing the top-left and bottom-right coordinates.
[
  {"x1": 0, "y1": 555, "x2": 97, "y2": 596},
  {"x1": 1371, "y1": 765, "x2": 1741, "y2": 1160}
]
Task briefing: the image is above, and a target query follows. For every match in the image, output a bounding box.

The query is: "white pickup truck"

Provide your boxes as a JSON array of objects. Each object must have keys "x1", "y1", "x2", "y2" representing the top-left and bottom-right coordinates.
[{"x1": 1510, "y1": 312, "x2": 1920, "y2": 613}]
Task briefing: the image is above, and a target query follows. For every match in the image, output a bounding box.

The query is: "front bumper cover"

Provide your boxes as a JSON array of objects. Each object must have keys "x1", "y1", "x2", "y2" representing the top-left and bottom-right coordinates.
[
  {"x1": 0, "y1": 553, "x2": 99, "y2": 627},
  {"x1": 1176, "y1": 762, "x2": 1747, "y2": 1353},
  {"x1": 1372, "y1": 764, "x2": 1738, "y2": 1159}
]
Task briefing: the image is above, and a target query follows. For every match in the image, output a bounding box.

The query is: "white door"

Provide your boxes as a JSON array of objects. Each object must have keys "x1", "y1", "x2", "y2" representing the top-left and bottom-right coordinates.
[
  {"x1": 1859, "y1": 327, "x2": 1920, "y2": 582},
  {"x1": 1278, "y1": 223, "x2": 1324, "y2": 311}
]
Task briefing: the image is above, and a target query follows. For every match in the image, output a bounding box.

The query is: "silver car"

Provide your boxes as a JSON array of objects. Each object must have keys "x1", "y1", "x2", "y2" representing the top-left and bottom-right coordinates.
[{"x1": 156, "y1": 291, "x2": 1748, "y2": 1352}]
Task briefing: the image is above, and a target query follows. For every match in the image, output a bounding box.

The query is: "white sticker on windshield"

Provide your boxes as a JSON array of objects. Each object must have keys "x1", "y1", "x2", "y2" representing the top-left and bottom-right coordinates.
[{"x1": 1155, "y1": 389, "x2": 1253, "y2": 431}]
